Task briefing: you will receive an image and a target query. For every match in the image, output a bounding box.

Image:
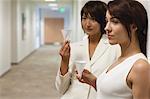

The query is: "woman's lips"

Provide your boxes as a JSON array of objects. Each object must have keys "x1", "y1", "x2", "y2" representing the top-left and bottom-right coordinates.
[{"x1": 107, "y1": 35, "x2": 113, "y2": 39}]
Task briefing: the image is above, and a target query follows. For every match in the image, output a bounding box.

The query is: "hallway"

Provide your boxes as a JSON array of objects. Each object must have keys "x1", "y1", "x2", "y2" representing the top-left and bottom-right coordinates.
[
  {"x1": 0, "y1": 0, "x2": 150, "y2": 99},
  {"x1": 0, "y1": 45, "x2": 61, "y2": 99}
]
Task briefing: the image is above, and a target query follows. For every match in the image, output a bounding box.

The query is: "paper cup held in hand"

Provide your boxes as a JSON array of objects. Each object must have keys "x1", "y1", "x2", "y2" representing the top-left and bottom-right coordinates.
[
  {"x1": 61, "y1": 29, "x2": 71, "y2": 41},
  {"x1": 74, "y1": 60, "x2": 86, "y2": 77}
]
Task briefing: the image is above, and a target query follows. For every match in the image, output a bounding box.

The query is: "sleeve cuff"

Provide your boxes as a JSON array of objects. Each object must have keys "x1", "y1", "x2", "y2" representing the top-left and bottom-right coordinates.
[{"x1": 58, "y1": 68, "x2": 71, "y2": 80}]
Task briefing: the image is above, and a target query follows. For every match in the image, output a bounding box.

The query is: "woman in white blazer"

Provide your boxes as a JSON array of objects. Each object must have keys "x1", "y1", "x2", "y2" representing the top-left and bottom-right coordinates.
[{"x1": 55, "y1": 1, "x2": 120, "y2": 99}]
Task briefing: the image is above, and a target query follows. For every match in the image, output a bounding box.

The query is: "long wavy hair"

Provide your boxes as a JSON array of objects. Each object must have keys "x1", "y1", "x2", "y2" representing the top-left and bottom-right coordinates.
[{"x1": 107, "y1": 0, "x2": 148, "y2": 56}]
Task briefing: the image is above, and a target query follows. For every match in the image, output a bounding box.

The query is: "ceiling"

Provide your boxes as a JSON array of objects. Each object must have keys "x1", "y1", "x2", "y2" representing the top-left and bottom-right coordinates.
[{"x1": 33, "y1": 0, "x2": 73, "y2": 13}]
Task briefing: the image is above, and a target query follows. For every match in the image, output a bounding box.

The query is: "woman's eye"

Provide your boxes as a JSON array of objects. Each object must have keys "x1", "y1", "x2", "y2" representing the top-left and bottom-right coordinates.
[
  {"x1": 90, "y1": 17, "x2": 95, "y2": 20},
  {"x1": 82, "y1": 17, "x2": 86, "y2": 20},
  {"x1": 105, "y1": 19, "x2": 108, "y2": 23},
  {"x1": 111, "y1": 18, "x2": 120, "y2": 24}
]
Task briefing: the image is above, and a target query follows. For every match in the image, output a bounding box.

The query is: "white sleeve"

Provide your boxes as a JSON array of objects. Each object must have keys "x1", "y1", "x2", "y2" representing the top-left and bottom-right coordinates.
[
  {"x1": 55, "y1": 43, "x2": 76, "y2": 95},
  {"x1": 55, "y1": 68, "x2": 72, "y2": 95}
]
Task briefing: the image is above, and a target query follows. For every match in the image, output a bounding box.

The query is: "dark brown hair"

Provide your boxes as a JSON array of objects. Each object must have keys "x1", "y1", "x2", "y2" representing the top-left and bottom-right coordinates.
[
  {"x1": 81, "y1": 1, "x2": 107, "y2": 35},
  {"x1": 107, "y1": 0, "x2": 148, "y2": 56}
]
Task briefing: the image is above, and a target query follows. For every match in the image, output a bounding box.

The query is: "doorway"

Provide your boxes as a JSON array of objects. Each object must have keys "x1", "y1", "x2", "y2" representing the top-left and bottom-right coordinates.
[{"x1": 44, "y1": 18, "x2": 64, "y2": 44}]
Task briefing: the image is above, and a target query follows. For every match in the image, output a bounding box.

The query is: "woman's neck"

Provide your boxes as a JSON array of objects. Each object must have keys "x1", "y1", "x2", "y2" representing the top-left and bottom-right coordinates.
[
  {"x1": 120, "y1": 39, "x2": 141, "y2": 58},
  {"x1": 88, "y1": 33, "x2": 101, "y2": 44}
]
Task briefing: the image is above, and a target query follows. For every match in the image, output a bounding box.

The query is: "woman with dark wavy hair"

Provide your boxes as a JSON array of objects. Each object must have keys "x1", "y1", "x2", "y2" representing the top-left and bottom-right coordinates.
[{"x1": 78, "y1": 0, "x2": 150, "y2": 99}]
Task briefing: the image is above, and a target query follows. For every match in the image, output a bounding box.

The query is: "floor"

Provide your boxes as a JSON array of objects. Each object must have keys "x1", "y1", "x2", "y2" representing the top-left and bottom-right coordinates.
[{"x1": 0, "y1": 45, "x2": 61, "y2": 99}]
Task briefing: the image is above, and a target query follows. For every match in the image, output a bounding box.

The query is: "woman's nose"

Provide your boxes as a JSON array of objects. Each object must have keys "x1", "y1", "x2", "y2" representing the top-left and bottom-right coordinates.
[
  {"x1": 105, "y1": 22, "x2": 111, "y2": 33},
  {"x1": 85, "y1": 19, "x2": 92, "y2": 26}
]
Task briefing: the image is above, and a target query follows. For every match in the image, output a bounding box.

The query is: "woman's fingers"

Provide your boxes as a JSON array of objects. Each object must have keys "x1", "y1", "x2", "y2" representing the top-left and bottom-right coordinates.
[
  {"x1": 63, "y1": 43, "x2": 70, "y2": 55},
  {"x1": 82, "y1": 69, "x2": 90, "y2": 78},
  {"x1": 76, "y1": 74, "x2": 86, "y2": 83},
  {"x1": 60, "y1": 41, "x2": 67, "y2": 52},
  {"x1": 83, "y1": 69, "x2": 90, "y2": 74},
  {"x1": 75, "y1": 69, "x2": 86, "y2": 83},
  {"x1": 60, "y1": 41, "x2": 69, "y2": 51},
  {"x1": 59, "y1": 41, "x2": 70, "y2": 56}
]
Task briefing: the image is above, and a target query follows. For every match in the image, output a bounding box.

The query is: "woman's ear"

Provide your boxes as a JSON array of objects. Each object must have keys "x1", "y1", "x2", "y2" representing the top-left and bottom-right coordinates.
[{"x1": 130, "y1": 24, "x2": 137, "y2": 33}]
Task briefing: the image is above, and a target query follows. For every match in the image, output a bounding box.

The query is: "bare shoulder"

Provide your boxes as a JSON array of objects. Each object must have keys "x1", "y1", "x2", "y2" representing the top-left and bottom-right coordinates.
[
  {"x1": 130, "y1": 59, "x2": 150, "y2": 83},
  {"x1": 133, "y1": 59, "x2": 150, "y2": 73},
  {"x1": 129, "y1": 59, "x2": 150, "y2": 97}
]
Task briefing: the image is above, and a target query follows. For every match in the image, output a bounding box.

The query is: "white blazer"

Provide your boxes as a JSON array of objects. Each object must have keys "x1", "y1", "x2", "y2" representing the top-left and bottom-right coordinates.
[{"x1": 55, "y1": 34, "x2": 121, "y2": 99}]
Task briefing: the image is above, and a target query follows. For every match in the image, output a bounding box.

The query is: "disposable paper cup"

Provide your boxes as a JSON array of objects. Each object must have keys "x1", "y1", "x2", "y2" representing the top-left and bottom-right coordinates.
[
  {"x1": 74, "y1": 60, "x2": 86, "y2": 77},
  {"x1": 61, "y1": 29, "x2": 71, "y2": 41}
]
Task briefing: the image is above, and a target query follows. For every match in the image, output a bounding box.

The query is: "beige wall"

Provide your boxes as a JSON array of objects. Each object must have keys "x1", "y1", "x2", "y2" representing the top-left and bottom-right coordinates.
[
  {"x1": 11, "y1": 0, "x2": 37, "y2": 63},
  {"x1": 44, "y1": 18, "x2": 64, "y2": 44}
]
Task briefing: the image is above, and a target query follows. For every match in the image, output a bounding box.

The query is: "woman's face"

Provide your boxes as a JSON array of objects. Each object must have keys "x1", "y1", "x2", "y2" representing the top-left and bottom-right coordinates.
[
  {"x1": 105, "y1": 11, "x2": 130, "y2": 45},
  {"x1": 81, "y1": 14, "x2": 101, "y2": 36}
]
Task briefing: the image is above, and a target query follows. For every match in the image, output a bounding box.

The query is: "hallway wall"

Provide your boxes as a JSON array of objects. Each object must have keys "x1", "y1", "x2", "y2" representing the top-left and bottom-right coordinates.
[
  {"x1": 144, "y1": 0, "x2": 150, "y2": 61},
  {"x1": 0, "y1": 0, "x2": 11, "y2": 76},
  {"x1": 11, "y1": 0, "x2": 37, "y2": 63}
]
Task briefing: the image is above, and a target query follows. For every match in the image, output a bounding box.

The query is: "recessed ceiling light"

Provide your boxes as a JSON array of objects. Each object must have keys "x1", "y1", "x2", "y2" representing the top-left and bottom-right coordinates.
[
  {"x1": 45, "y1": 0, "x2": 56, "y2": 1},
  {"x1": 51, "y1": 7, "x2": 59, "y2": 11},
  {"x1": 48, "y1": 3, "x2": 58, "y2": 7}
]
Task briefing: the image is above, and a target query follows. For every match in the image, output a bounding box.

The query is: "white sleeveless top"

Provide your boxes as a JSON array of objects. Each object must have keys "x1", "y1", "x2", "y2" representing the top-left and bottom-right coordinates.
[{"x1": 96, "y1": 53, "x2": 147, "y2": 99}]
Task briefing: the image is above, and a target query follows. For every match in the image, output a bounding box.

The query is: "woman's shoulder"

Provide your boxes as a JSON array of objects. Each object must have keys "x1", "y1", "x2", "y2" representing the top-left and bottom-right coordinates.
[
  {"x1": 127, "y1": 56, "x2": 150, "y2": 91},
  {"x1": 133, "y1": 58, "x2": 150, "y2": 73},
  {"x1": 130, "y1": 58, "x2": 150, "y2": 83}
]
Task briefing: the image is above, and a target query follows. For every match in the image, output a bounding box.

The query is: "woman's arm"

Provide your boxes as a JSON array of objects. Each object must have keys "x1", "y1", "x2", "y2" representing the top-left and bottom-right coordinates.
[
  {"x1": 128, "y1": 59, "x2": 150, "y2": 99},
  {"x1": 55, "y1": 41, "x2": 71, "y2": 94},
  {"x1": 77, "y1": 69, "x2": 97, "y2": 90},
  {"x1": 59, "y1": 41, "x2": 70, "y2": 75}
]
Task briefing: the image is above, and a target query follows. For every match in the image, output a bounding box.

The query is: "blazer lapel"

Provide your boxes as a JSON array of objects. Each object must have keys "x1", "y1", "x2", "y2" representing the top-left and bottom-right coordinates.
[{"x1": 89, "y1": 35, "x2": 109, "y2": 67}]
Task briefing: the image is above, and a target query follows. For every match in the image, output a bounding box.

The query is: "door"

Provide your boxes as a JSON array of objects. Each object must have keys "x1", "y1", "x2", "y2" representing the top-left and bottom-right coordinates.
[{"x1": 44, "y1": 18, "x2": 64, "y2": 44}]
